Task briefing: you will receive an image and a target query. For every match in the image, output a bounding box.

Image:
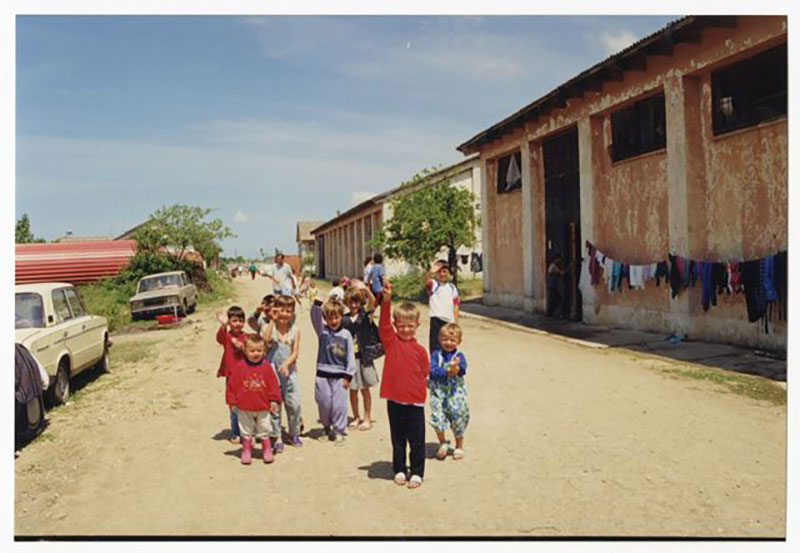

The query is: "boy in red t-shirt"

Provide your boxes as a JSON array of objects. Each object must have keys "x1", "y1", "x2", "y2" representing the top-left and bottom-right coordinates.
[
  {"x1": 230, "y1": 334, "x2": 281, "y2": 465},
  {"x1": 378, "y1": 281, "x2": 430, "y2": 489},
  {"x1": 216, "y1": 306, "x2": 249, "y2": 444}
]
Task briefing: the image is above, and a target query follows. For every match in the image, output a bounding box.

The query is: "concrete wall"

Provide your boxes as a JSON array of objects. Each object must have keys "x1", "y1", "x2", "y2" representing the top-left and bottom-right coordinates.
[{"x1": 478, "y1": 16, "x2": 787, "y2": 348}]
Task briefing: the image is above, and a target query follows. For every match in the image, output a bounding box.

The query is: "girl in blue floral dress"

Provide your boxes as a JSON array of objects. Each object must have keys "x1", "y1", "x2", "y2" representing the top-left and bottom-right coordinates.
[{"x1": 428, "y1": 323, "x2": 470, "y2": 460}]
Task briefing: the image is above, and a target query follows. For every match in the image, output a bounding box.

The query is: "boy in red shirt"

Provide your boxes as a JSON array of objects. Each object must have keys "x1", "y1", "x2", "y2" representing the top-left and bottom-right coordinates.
[
  {"x1": 216, "y1": 306, "x2": 249, "y2": 444},
  {"x1": 378, "y1": 281, "x2": 430, "y2": 489},
  {"x1": 230, "y1": 334, "x2": 281, "y2": 465}
]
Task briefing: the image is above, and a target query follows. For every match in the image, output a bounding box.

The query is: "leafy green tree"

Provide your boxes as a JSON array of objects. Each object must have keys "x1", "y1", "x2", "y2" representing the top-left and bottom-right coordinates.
[
  {"x1": 133, "y1": 204, "x2": 235, "y2": 264},
  {"x1": 372, "y1": 168, "x2": 480, "y2": 284},
  {"x1": 15, "y1": 213, "x2": 45, "y2": 243}
]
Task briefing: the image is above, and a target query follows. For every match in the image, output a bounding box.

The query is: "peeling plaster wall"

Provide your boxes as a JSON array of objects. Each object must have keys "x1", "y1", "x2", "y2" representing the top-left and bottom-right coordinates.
[{"x1": 477, "y1": 16, "x2": 786, "y2": 348}]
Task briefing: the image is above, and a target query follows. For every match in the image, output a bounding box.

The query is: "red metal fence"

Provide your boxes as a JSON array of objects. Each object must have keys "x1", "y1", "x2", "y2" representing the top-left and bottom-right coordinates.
[{"x1": 15, "y1": 240, "x2": 136, "y2": 285}]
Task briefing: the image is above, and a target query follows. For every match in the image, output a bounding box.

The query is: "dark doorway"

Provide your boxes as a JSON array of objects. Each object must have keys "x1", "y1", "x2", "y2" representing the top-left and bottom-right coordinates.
[{"x1": 543, "y1": 126, "x2": 582, "y2": 320}]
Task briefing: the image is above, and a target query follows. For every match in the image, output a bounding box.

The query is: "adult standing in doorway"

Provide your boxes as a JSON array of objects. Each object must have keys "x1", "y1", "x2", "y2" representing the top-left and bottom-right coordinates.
[{"x1": 270, "y1": 253, "x2": 297, "y2": 296}]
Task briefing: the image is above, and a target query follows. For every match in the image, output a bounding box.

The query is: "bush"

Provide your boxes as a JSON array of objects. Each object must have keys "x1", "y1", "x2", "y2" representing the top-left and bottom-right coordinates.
[{"x1": 389, "y1": 268, "x2": 427, "y2": 302}]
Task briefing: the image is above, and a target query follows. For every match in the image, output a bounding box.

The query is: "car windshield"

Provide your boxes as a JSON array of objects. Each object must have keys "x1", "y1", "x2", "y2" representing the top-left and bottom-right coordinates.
[
  {"x1": 15, "y1": 293, "x2": 46, "y2": 329},
  {"x1": 138, "y1": 274, "x2": 181, "y2": 293}
]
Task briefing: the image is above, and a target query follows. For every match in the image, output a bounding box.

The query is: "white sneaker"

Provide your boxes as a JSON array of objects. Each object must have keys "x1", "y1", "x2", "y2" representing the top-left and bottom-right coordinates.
[{"x1": 394, "y1": 472, "x2": 407, "y2": 486}]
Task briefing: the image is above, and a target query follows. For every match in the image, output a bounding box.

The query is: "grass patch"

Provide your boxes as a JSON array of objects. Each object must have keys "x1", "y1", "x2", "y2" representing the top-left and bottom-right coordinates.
[
  {"x1": 113, "y1": 341, "x2": 158, "y2": 365},
  {"x1": 456, "y1": 277, "x2": 483, "y2": 298},
  {"x1": 661, "y1": 366, "x2": 785, "y2": 406},
  {"x1": 197, "y1": 270, "x2": 234, "y2": 305}
]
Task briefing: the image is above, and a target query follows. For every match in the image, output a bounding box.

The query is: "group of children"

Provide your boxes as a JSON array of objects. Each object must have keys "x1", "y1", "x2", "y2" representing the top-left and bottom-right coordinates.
[{"x1": 215, "y1": 254, "x2": 469, "y2": 490}]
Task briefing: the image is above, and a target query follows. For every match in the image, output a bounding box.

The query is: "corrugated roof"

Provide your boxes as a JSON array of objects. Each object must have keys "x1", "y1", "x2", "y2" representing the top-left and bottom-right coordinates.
[
  {"x1": 15, "y1": 240, "x2": 137, "y2": 285},
  {"x1": 458, "y1": 16, "x2": 741, "y2": 154}
]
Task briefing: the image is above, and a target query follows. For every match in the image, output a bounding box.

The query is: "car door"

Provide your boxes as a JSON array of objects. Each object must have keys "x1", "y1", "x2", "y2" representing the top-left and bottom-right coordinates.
[
  {"x1": 184, "y1": 272, "x2": 197, "y2": 305},
  {"x1": 50, "y1": 288, "x2": 77, "y2": 371},
  {"x1": 62, "y1": 287, "x2": 96, "y2": 373}
]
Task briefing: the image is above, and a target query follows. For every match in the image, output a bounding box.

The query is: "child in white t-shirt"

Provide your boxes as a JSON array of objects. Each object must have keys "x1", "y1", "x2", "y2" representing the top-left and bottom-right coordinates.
[{"x1": 424, "y1": 260, "x2": 460, "y2": 353}]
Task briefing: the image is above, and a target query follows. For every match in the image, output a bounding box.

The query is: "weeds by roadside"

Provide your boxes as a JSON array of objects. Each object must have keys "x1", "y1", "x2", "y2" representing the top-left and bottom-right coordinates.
[{"x1": 661, "y1": 366, "x2": 785, "y2": 406}]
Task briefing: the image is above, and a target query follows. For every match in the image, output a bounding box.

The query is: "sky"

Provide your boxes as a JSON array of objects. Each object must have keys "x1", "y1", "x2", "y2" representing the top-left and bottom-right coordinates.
[{"x1": 12, "y1": 12, "x2": 685, "y2": 258}]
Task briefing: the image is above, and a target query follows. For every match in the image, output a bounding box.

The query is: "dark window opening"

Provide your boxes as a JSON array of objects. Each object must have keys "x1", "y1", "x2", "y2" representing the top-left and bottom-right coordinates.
[
  {"x1": 712, "y1": 43, "x2": 787, "y2": 135},
  {"x1": 496, "y1": 151, "x2": 522, "y2": 193},
  {"x1": 610, "y1": 92, "x2": 666, "y2": 162}
]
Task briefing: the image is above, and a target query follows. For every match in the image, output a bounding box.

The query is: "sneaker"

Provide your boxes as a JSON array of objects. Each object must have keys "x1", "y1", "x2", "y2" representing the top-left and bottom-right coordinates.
[
  {"x1": 436, "y1": 441, "x2": 450, "y2": 460},
  {"x1": 229, "y1": 435, "x2": 241, "y2": 445},
  {"x1": 408, "y1": 475, "x2": 423, "y2": 489},
  {"x1": 289, "y1": 435, "x2": 303, "y2": 447},
  {"x1": 453, "y1": 448, "x2": 465, "y2": 460},
  {"x1": 272, "y1": 441, "x2": 285, "y2": 454},
  {"x1": 394, "y1": 472, "x2": 407, "y2": 486}
]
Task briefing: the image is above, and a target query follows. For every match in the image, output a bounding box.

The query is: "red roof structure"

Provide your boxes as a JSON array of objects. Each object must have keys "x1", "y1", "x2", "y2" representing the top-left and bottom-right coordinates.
[{"x1": 15, "y1": 240, "x2": 136, "y2": 285}]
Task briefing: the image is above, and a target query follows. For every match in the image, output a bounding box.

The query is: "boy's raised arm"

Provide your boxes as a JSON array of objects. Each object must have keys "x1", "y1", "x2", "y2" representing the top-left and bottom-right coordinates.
[{"x1": 378, "y1": 282, "x2": 396, "y2": 346}]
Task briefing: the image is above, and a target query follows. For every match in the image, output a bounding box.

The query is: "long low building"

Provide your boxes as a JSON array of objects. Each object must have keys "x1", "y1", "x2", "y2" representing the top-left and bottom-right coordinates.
[
  {"x1": 458, "y1": 15, "x2": 787, "y2": 350},
  {"x1": 312, "y1": 155, "x2": 483, "y2": 282}
]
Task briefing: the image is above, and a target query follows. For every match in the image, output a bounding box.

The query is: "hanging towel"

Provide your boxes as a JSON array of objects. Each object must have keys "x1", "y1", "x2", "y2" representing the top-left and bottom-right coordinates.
[
  {"x1": 629, "y1": 265, "x2": 644, "y2": 289},
  {"x1": 605, "y1": 257, "x2": 615, "y2": 289},
  {"x1": 612, "y1": 260, "x2": 622, "y2": 292}
]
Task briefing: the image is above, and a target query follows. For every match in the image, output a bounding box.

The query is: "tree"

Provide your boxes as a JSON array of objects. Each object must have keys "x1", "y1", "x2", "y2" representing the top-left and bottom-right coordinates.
[
  {"x1": 15, "y1": 213, "x2": 45, "y2": 244},
  {"x1": 133, "y1": 204, "x2": 236, "y2": 264},
  {"x1": 371, "y1": 168, "x2": 480, "y2": 284}
]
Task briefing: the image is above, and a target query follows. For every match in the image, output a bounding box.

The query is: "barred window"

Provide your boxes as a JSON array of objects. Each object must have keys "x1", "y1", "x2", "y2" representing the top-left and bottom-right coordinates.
[
  {"x1": 610, "y1": 92, "x2": 666, "y2": 162},
  {"x1": 712, "y1": 43, "x2": 787, "y2": 135}
]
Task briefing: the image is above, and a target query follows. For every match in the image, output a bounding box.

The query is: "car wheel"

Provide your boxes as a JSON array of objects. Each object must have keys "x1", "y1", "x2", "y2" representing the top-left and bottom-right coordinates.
[
  {"x1": 96, "y1": 339, "x2": 110, "y2": 373},
  {"x1": 179, "y1": 300, "x2": 188, "y2": 317},
  {"x1": 188, "y1": 300, "x2": 197, "y2": 314},
  {"x1": 47, "y1": 360, "x2": 70, "y2": 406}
]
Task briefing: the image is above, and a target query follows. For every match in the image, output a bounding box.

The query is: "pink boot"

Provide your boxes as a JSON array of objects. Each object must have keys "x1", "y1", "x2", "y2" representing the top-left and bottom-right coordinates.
[
  {"x1": 241, "y1": 438, "x2": 252, "y2": 465},
  {"x1": 262, "y1": 439, "x2": 274, "y2": 463}
]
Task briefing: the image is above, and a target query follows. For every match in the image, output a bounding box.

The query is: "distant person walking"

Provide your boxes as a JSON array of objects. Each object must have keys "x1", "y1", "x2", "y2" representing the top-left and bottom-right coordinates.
[
  {"x1": 248, "y1": 262, "x2": 258, "y2": 280},
  {"x1": 269, "y1": 253, "x2": 296, "y2": 296}
]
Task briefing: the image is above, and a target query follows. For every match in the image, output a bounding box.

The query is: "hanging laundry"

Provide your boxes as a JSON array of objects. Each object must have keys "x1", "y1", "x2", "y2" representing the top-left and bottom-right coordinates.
[
  {"x1": 689, "y1": 260, "x2": 699, "y2": 287},
  {"x1": 587, "y1": 243, "x2": 602, "y2": 285},
  {"x1": 681, "y1": 257, "x2": 691, "y2": 288},
  {"x1": 505, "y1": 154, "x2": 521, "y2": 191},
  {"x1": 605, "y1": 257, "x2": 615, "y2": 290},
  {"x1": 612, "y1": 260, "x2": 622, "y2": 292},
  {"x1": 629, "y1": 265, "x2": 644, "y2": 289},
  {"x1": 470, "y1": 252, "x2": 482, "y2": 273},
  {"x1": 699, "y1": 262, "x2": 713, "y2": 311},
  {"x1": 712, "y1": 262, "x2": 727, "y2": 299},
  {"x1": 620, "y1": 263, "x2": 630, "y2": 291},
  {"x1": 655, "y1": 261, "x2": 669, "y2": 287},
  {"x1": 773, "y1": 251, "x2": 787, "y2": 321},
  {"x1": 740, "y1": 259, "x2": 767, "y2": 325},
  {"x1": 669, "y1": 255, "x2": 682, "y2": 298},
  {"x1": 728, "y1": 260, "x2": 741, "y2": 293}
]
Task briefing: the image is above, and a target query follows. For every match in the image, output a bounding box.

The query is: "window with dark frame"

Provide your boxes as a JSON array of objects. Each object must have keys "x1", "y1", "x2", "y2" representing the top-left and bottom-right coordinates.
[
  {"x1": 610, "y1": 92, "x2": 666, "y2": 162},
  {"x1": 712, "y1": 43, "x2": 787, "y2": 136},
  {"x1": 496, "y1": 151, "x2": 522, "y2": 194}
]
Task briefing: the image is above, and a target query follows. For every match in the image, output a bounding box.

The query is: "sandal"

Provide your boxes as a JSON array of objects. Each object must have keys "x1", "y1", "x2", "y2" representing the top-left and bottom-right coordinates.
[
  {"x1": 394, "y1": 472, "x2": 407, "y2": 486},
  {"x1": 407, "y1": 475, "x2": 423, "y2": 489},
  {"x1": 358, "y1": 420, "x2": 372, "y2": 431},
  {"x1": 453, "y1": 448, "x2": 465, "y2": 460},
  {"x1": 348, "y1": 419, "x2": 361, "y2": 429},
  {"x1": 436, "y1": 441, "x2": 450, "y2": 460}
]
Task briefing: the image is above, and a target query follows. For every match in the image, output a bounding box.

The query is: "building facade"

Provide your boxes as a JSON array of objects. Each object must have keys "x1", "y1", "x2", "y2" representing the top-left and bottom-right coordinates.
[
  {"x1": 312, "y1": 156, "x2": 483, "y2": 282},
  {"x1": 458, "y1": 16, "x2": 787, "y2": 350}
]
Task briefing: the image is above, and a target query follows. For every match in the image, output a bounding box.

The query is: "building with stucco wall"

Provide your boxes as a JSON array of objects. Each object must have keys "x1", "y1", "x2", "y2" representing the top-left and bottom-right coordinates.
[
  {"x1": 458, "y1": 16, "x2": 786, "y2": 350},
  {"x1": 312, "y1": 156, "x2": 482, "y2": 282}
]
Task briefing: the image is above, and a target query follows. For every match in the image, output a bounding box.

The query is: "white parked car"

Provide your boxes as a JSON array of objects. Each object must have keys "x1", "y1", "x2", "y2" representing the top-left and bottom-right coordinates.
[
  {"x1": 15, "y1": 282, "x2": 110, "y2": 405},
  {"x1": 128, "y1": 270, "x2": 198, "y2": 320}
]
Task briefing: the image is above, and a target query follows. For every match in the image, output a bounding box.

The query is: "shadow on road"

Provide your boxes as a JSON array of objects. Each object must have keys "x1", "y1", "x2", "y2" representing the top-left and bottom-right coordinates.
[{"x1": 357, "y1": 461, "x2": 394, "y2": 480}]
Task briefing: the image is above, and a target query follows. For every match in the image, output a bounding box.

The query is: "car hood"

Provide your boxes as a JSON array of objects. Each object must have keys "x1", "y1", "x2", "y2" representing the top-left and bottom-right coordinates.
[
  {"x1": 130, "y1": 288, "x2": 181, "y2": 302},
  {"x1": 15, "y1": 328, "x2": 44, "y2": 345}
]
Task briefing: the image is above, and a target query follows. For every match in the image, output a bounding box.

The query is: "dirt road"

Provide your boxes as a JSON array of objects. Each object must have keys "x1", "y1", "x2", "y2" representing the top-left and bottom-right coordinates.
[{"x1": 14, "y1": 276, "x2": 786, "y2": 537}]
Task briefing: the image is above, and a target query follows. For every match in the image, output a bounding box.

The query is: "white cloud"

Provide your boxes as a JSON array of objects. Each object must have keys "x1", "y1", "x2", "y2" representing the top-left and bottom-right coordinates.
[
  {"x1": 600, "y1": 29, "x2": 638, "y2": 56},
  {"x1": 234, "y1": 210, "x2": 249, "y2": 223},
  {"x1": 351, "y1": 191, "x2": 376, "y2": 206}
]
